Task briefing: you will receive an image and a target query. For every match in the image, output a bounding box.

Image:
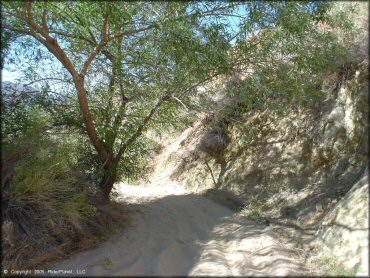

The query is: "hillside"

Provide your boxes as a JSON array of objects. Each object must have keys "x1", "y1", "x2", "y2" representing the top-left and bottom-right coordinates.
[
  {"x1": 141, "y1": 34, "x2": 369, "y2": 277},
  {"x1": 53, "y1": 57, "x2": 368, "y2": 276}
]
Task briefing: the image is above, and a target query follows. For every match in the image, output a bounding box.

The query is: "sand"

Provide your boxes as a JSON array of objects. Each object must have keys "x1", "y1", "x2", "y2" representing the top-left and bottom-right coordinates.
[{"x1": 51, "y1": 183, "x2": 307, "y2": 276}]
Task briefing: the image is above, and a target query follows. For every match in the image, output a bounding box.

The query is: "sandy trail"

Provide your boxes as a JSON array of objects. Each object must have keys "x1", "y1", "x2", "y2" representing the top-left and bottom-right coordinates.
[{"x1": 52, "y1": 183, "x2": 306, "y2": 276}]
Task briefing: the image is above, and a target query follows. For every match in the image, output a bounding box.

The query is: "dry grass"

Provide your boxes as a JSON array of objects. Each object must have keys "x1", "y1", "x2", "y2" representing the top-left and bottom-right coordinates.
[
  {"x1": 1, "y1": 137, "x2": 131, "y2": 270},
  {"x1": 307, "y1": 252, "x2": 359, "y2": 276}
]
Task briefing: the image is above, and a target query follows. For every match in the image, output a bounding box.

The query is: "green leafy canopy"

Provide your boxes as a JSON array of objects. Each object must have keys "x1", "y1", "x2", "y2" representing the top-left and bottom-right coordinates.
[{"x1": 2, "y1": 1, "x2": 354, "y2": 189}]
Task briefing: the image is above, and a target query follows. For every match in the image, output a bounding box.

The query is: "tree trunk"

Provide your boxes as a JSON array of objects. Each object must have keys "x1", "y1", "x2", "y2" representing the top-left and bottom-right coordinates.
[
  {"x1": 74, "y1": 77, "x2": 110, "y2": 164},
  {"x1": 100, "y1": 161, "x2": 118, "y2": 201}
]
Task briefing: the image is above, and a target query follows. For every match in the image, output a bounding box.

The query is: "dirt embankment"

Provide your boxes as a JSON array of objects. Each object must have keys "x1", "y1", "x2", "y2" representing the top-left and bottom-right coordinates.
[{"x1": 142, "y1": 58, "x2": 368, "y2": 275}]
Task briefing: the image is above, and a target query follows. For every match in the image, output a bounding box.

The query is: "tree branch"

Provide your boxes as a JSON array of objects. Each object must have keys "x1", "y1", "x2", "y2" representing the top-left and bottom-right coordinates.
[
  {"x1": 11, "y1": 2, "x2": 110, "y2": 163},
  {"x1": 42, "y1": 7, "x2": 49, "y2": 33},
  {"x1": 88, "y1": 29, "x2": 98, "y2": 45},
  {"x1": 171, "y1": 96, "x2": 188, "y2": 110},
  {"x1": 102, "y1": 13, "x2": 109, "y2": 42},
  {"x1": 177, "y1": 71, "x2": 221, "y2": 99},
  {"x1": 80, "y1": 42, "x2": 107, "y2": 76},
  {"x1": 48, "y1": 30, "x2": 95, "y2": 44},
  {"x1": 2, "y1": 24, "x2": 36, "y2": 37},
  {"x1": 80, "y1": 13, "x2": 110, "y2": 76},
  {"x1": 22, "y1": 3, "x2": 79, "y2": 78},
  {"x1": 114, "y1": 92, "x2": 171, "y2": 163},
  {"x1": 108, "y1": 24, "x2": 157, "y2": 42}
]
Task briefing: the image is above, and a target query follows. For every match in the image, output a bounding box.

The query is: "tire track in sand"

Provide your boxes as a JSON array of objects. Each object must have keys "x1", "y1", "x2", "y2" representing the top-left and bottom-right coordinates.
[{"x1": 51, "y1": 183, "x2": 307, "y2": 276}]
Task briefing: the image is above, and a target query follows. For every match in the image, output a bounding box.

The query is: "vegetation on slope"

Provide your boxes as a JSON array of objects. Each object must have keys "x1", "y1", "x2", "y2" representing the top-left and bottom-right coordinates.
[
  {"x1": 141, "y1": 2, "x2": 368, "y2": 275},
  {"x1": 1, "y1": 89, "x2": 129, "y2": 269},
  {"x1": 2, "y1": 1, "x2": 352, "y2": 199},
  {"x1": 1, "y1": 1, "x2": 366, "y2": 272}
]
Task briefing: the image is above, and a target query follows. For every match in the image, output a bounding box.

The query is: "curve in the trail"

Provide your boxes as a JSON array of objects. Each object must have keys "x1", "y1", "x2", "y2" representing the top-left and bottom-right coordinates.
[{"x1": 52, "y1": 184, "x2": 306, "y2": 276}]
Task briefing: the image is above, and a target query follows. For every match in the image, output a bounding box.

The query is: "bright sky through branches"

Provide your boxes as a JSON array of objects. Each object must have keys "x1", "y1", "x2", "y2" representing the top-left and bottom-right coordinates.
[
  {"x1": 1, "y1": 3, "x2": 246, "y2": 84},
  {"x1": 2, "y1": 68, "x2": 20, "y2": 82}
]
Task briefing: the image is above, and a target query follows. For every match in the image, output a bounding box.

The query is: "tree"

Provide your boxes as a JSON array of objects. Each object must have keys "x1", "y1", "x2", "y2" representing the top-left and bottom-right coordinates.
[{"x1": 2, "y1": 1, "x2": 351, "y2": 200}]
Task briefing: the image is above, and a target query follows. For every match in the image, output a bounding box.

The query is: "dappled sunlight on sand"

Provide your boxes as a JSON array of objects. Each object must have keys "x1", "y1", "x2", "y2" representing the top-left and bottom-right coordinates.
[
  {"x1": 52, "y1": 184, "x2": 307, "y2": 276},
  {"x1": 190, "y1": 216, "x2": 305, "y2": 276}
]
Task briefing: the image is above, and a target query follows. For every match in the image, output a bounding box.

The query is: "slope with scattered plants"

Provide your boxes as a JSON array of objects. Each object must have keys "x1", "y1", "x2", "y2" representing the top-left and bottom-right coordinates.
[
  {"x1": 1, "y1": 86, "x2": 130, "y2": 269},
  {"x1": 142, "y1": 2, "x2": 369, "y2": 275}
]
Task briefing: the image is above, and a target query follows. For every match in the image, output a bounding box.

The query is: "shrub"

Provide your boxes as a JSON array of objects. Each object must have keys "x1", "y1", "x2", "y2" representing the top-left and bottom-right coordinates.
[
  {"x1": 243, "y1": 196, "x2": 268, "y2": 219},
  {"x1": 74, "y1": 134, "x2": 153, "y2": 185},
  {"x1": 198, "y1": 126, "x2": 230, "y2": 163},
  {"x1": 1, "y1": 101, "x2": 129, "y2": 269}
]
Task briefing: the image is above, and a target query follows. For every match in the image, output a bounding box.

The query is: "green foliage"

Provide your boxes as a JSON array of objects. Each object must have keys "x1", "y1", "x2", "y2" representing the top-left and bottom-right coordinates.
[
  {"x1": 2, "y1": 109, "x2": 128, "y2": 269},
  {"x1": 310, "y1": 253, "x2": 359, "y2": 276},
  {"x1": 102, "y1": 257, "x2": 114, "y2": 270},
  {"x1": 1, "y1": 1, "x2": 357, "y2": 194},
  {"x1": 1, "y1": 96, "x2": 49, "y2": 144},
  {"x1": 2, "y1": 125, "x2": 87, "y2": 266},
  {"x1": 74, "y1": 133, "x2": 153, "y2": 184},
  {"x1": 1, "y1": 29, "x2": 13, "y2": 67},
  {"x1": 118, "y1": 137, "x2": 153, "y2": 183},
  {"x1": 242, "y1": 127, "x2": 260, "y2": 146},
  {"x1": 226, "y1": 2, "x2": 355, "y2": 113},
  {"x1": 8, "y1": 128, "x2": 94, "y2": 218},
  {"x1": 246, "y1": 196, "x2": 268, "y2": 219}
]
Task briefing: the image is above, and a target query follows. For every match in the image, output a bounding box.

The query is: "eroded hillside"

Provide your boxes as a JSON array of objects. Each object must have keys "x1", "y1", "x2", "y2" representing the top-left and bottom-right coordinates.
[{"x1": 142, "y1": 39, "x2": 369, "y2": 277}]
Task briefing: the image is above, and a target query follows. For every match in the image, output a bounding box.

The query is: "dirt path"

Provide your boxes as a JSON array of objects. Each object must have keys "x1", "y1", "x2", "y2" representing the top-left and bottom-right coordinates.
[{"x1": 52, "y1": 183, "x2": 308, "y2": 276}]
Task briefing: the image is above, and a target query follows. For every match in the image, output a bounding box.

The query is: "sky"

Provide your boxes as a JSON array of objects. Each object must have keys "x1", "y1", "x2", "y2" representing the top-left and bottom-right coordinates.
[
  {"x1": 1, "y1": 3, "x2": 247, "y2": 84},
  {"x1": 2, "y1": 68, "x2": 21, "y2": 82}
]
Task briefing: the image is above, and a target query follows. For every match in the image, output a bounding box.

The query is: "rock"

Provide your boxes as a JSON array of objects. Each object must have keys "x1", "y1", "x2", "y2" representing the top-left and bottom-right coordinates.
[{"x1": 315, "y1": 204, "x2": 323, "y2": 212}]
